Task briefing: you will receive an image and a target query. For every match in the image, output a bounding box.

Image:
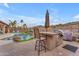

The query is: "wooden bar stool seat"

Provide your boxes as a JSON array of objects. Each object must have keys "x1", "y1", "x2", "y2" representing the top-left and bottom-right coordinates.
[{"x1": 33, "y1": 27, "x2": 47, "y2": 56}]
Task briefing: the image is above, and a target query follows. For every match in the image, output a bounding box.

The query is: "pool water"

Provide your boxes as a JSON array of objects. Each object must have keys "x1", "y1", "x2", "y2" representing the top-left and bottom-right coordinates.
[
  {"x1": 14, "y1": 34, "x2": 32, "y2": 40},
  {"x1": 18, "y1": 34, "x2": 32, "y2": 40}
]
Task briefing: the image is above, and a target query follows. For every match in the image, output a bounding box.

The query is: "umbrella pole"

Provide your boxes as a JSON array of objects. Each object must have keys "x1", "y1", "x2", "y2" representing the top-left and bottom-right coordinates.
[
  {"x1": 46, "y1": 27, "x2": 47, "y2": 40},
  {"x1": 45, "y1": 27, "x2": 48, "y2": 50}
]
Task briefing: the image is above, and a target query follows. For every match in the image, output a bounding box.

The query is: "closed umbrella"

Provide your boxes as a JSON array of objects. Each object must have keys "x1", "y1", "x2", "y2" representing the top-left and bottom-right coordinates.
[{"x1": 45, "y1": 10, "x2": 50, "y2": 31}]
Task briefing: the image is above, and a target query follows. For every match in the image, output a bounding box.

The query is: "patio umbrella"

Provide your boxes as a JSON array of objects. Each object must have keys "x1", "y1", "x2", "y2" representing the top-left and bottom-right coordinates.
[{"x1": 45, "y1": 10, "x2": 50, "y2": 31}]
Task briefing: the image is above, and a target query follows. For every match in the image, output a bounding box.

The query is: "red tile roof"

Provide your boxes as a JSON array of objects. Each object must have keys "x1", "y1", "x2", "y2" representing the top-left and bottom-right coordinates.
[{"x1": 0, "y1": 20, "x2": 9, "y2": 26}]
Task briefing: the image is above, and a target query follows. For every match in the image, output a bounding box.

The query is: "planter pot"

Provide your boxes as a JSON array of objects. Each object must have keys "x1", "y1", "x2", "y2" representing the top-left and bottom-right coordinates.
[{"x1": 13, "y1": 36, "x2": 21, "y2": 42}]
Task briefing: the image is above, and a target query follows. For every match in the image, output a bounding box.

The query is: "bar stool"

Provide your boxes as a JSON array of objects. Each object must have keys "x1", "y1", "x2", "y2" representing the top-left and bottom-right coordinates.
[{"x1": 33, "y1": 27, "x2": 46, "y2": 56}]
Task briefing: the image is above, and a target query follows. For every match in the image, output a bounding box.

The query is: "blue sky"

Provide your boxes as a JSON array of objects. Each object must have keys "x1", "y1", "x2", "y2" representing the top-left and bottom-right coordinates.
[{"x1": 0, "y1": 3, "x2": 79, "y2": 27}]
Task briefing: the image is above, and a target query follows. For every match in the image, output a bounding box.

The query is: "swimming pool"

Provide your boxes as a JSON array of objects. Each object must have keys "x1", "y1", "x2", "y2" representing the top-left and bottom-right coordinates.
[{"x1": 14, "y1": 33, "x2": 33, "y2": 41}]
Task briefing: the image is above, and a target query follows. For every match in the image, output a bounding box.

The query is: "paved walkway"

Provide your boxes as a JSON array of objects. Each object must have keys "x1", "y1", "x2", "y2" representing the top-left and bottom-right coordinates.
[
  {"x1": 0, "y1": 39, "x2": 79, "y2": 56},
  {"x1": 0, "y1": 39, "x2": 37, "y2": 56},
  {"x1": 0, "y1": 33, "x2": 14, "y2": 40},
  {"x1": 0, "y1": 40, "x2": 13, "y2": 45}
]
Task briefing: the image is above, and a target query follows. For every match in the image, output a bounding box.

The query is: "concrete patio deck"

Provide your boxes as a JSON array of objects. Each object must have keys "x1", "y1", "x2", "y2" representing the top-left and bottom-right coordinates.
[{"x1": 0, "y1": 39, "x2": 79, "y2": 56}]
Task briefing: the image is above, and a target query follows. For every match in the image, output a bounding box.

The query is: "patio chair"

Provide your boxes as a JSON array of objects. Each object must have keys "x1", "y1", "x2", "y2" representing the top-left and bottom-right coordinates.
[
  {"x1": 63, "y1": 30, "x2": 72, "y2": 41},
  {"x1": 56, "y1": 33, "x2": 63, "y2": 46},
  {"x1": 57, "y1": 30, "x2": 72, "y2": 41},
  {"x1": 33, "y1": 27, "x2": 46, "y2": 56},
  {"x1": 54, "y1": 30, "x2": 63, "y2": 46}
]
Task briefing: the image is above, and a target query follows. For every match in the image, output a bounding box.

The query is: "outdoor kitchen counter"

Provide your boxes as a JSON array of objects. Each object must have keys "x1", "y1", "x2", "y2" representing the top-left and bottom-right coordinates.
[{"x1": 40, "y1": 32, "x2": 60, "y2": 50}]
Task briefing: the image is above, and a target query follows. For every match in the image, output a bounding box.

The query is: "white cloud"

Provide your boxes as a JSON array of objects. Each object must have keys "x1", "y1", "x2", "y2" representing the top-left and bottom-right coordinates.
[
  {"x1": 0, "y1": 8, "x2": 69, "y2": 27},
  {"x1": 73, "y1": 14, "x2": 79, "y2": 19},
  {"x1": 72, "y1": 14, "x2": 79, "y2": 22},
  {"x1": 0, "y1": 8, "x2": 45, "y2": 27},
  {"x1": 48, "y1": 8, "x2": 65, "y2": 25},
  {"x1": 14, "y1": 16, "x2": 45, "y2": 27},
  {"x1": 4, "y1": 3, "x2": 9, "y2": 8},
  {"x1": 0, "y1": 7, "x2": 63, "y2": 27}
]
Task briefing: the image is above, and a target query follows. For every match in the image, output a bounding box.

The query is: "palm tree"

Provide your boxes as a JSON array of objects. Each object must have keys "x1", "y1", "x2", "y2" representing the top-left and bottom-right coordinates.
[
  {"x1": 21, "y1": 19, "x2": 23, "y2": 23},
  {"x1": 23, "y1": 24, "x2": 28, "y2": 32},
  {"x1": 13, "y1": 20, "x2": 17, "y2": 32},
  {"x1": 9, "y1": 20, "x2": 17, "y2": 32},
  {"x1": 13, "y1": 20, "x2": 17, "y2": 28},
  {"x1": 9, "y1": 20, "x2": 13, "y2": 27},
  {"x1": 20, "y1": 19, "x2": 24, "y2": 27},
  {"x1": 23, "y1": 24, "x2": 27, "y2": 28}
]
